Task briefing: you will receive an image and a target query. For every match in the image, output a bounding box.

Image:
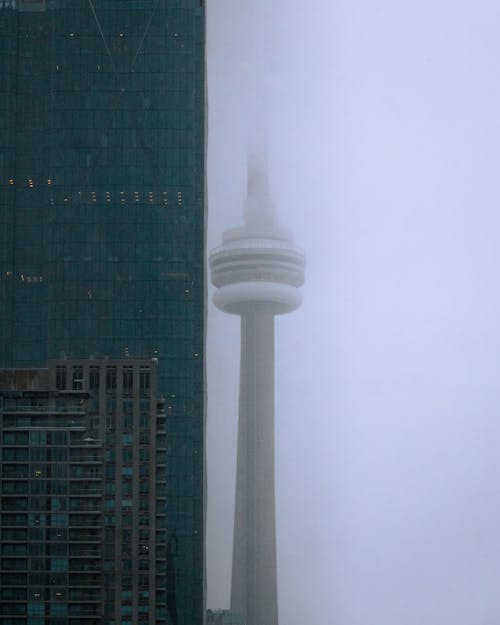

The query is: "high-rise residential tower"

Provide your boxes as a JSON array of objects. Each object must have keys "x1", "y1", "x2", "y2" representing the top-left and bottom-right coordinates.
[
  {"x1": 0, "y1": 2, "x2": 205, "y2": 624},
  {"x1": 209, "y1": 158, "x2": 305, "y2": 625},
  {"x1": 0, "y1": 359, "x2": 169, "y2": 625}
]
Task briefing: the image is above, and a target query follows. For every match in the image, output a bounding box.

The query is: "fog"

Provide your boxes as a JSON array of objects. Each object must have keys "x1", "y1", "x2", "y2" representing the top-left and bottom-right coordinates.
[{"x1": 206, "y1": 1, "x2": 500, "y2": 623}]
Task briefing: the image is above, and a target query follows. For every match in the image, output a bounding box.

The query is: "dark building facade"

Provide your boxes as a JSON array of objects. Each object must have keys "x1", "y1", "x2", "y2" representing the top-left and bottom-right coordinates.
[
  {"x1": 0, "y1": 1, "x2": 205, "y2": 624},
  {"x1": 0, "y1": 359, "x2": 169, "y2": 625}
]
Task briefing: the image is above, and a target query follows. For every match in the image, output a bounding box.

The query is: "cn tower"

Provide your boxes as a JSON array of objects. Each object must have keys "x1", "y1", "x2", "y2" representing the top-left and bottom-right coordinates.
[{"x1": 209, "y1": 155, "x2": 305, "y2": 625}]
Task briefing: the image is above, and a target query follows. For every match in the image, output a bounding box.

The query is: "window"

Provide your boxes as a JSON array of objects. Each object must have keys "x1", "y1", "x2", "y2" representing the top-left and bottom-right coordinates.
[
  {"x1": 2, "y1": 558, "x2": 27, "y2": 571},
  {"x1": 106, "y1": 367, "x2": 116, "y2": 393},
  {"x1": 106, "y1": 398, "x2": 116, "y2": 417},
  {"x1": 3, "y1": 432, "x2": 29, "y2": 445},
  {"x1": 50, "y1": 603, "x2": 68, "y2": 616},
  {"x1": 72, "y1": 366, "x2": 83, "y2": 390},
  {"x1": 3, "y1": 449, "x2": 29, "y2": 461},
  {"x1": 122, "y1": 448, "x2": 132, "y2": 464},
  {"x1": 30, "y1": 431, "x2": 46, "y2": 445},
  {"x1": 139, "y1": 367, "x2": 150, "y2": 396},
  {"x1": 1, "y1": 588, "x2": 27, "y2": 600},
  {"x1": 3, "y1": 529, "x2": 28, "y2": 541},
  {"x1": 50, "y1": 514, "x2": 68, "y2": 527},
  {"x1": 50, "y1": 559, "x2": 67, "y2": 572},
  {"x1": 123, "y1": 413, "x2": 133, "y2": 430},
  {"x1": 2, "y1": 544, "x2": 27, "y2": 555},
  {"x1": 123, "y1": 367, "x2": 133, "y2": 395},
  {"x1": 89, "y1": 366, "x2": 100, "y2": 391},
  {"x1": 56, "y1": 366, "x2": 66, "y2": 390},
  {"x1": 17, "y1": 0, "x2": 47, "y2": 12}
]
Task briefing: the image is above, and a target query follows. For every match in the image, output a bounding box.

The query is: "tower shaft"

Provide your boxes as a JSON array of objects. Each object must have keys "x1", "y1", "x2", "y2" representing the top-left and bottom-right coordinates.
[
  {"x1": 210, "y1": 155, "x2": 305, "y2": 625},
  {"x1": 231, "y1": 304, "x2": 278, "y2": 625}
]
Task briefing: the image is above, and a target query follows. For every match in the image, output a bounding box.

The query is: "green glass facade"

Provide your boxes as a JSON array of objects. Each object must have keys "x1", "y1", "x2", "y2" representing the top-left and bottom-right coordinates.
[{"x1": 0, "y1": 1, "x2": 205, "y2": 624}]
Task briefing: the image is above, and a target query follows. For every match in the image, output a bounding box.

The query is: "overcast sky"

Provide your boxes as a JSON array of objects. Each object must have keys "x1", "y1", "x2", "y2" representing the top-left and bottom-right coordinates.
[{"x1": 206, "y1": 2, "x2": 500, "y2": 623}]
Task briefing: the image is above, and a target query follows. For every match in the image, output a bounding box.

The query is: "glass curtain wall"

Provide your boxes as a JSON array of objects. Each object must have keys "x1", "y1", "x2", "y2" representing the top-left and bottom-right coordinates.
[{"x1": 0, "y1": 2, "x2": 205, "y2": 623}]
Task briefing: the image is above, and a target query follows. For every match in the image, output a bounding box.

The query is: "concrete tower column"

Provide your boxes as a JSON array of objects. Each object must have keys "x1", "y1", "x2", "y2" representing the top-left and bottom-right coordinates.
[
  {"x1": 232, "y1": 305, "x2": 277, "y2": 625},
  {"x1": 210, "y1": 157, "x2": 305, "y2": 625}
]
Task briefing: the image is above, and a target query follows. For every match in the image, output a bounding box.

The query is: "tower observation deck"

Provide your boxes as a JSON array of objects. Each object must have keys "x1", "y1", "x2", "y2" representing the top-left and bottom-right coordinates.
[{"x1": 209, "y1": 157, "x2": 305, "y2": 625}]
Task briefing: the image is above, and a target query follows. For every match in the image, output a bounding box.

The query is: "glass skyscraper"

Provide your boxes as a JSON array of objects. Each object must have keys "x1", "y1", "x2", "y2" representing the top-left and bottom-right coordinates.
[{"x1": 0, "y1": 1, "x2": 205, "y2": 624}]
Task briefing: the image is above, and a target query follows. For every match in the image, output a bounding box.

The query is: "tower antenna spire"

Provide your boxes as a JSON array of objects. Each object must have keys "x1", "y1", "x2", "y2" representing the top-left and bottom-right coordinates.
[{"x1": 247, "y1": 149, "x2": 269, "y2": 199}]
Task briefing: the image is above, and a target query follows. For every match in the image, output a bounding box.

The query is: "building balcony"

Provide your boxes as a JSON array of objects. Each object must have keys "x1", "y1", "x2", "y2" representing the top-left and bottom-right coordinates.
[
  {"x1": 0, "y1": 559, "x2": 28, "y2": 572},
  {"x1": 68, "y1": 548, "x2": 101, "y2": 558},
  {"x1": 1, "y1": 408, "x2": 87, "y2": 418},
  {"x1": 68, "y1": 605, "x2": 101, "y2": 616},
  {"x1": 2, "y1": 419, "x2": 86, "y2": 429},
  {"x1": 1, "y1": 482, "x2": 28, "y2": 494},
  {"x1": 68, "y1": 590, "x2": 101, "y2": 602},
  {"x1": 69, "y1": 468, "x2": 102, "y2": 479},
  {"x1": 0, "y1": 574, "x2": 28, "y2": 587},
  {"x1": 68, "y1": 455, "x2": 101, "y2": 463},
  {"x1": 67, "y1": 574, "x2": 101, "y2": 587},
  {"x1": 0, "y1": 531, "x2": 28, "y2": 542},
  {"x1": 1, "y1": 497, "x2": 28, "y2": 511},
  {"x1": 69, "y1": 560, "x2": 101, "y2": 572},
  {"x1": 68, "y1": 516, "x2": 101, "y2": 528},
  {"x1": 68, "y1": 499, "x2": 101, "y2": 510},
  {"x1": 70, "y1": 438, "x2": 102, "y2": 448},
  {"x1": 0, "y1": 604, "x2": 27, "y2": 616},
  {"x1": 0, "y1": 452, "x2": 30, "y2": 461},
  {"x1": 69, "y1": 488, "x2": 102, "y2": 496},
  {"x1": 1, "y1": 545, "x2": 28, "y2": 556},
  {"x1": 67, "y1": 532, "x2": 102, "y2": 543},
  {"x1": 1, "y1": 462, "x2": 29, "y2": 475}
]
